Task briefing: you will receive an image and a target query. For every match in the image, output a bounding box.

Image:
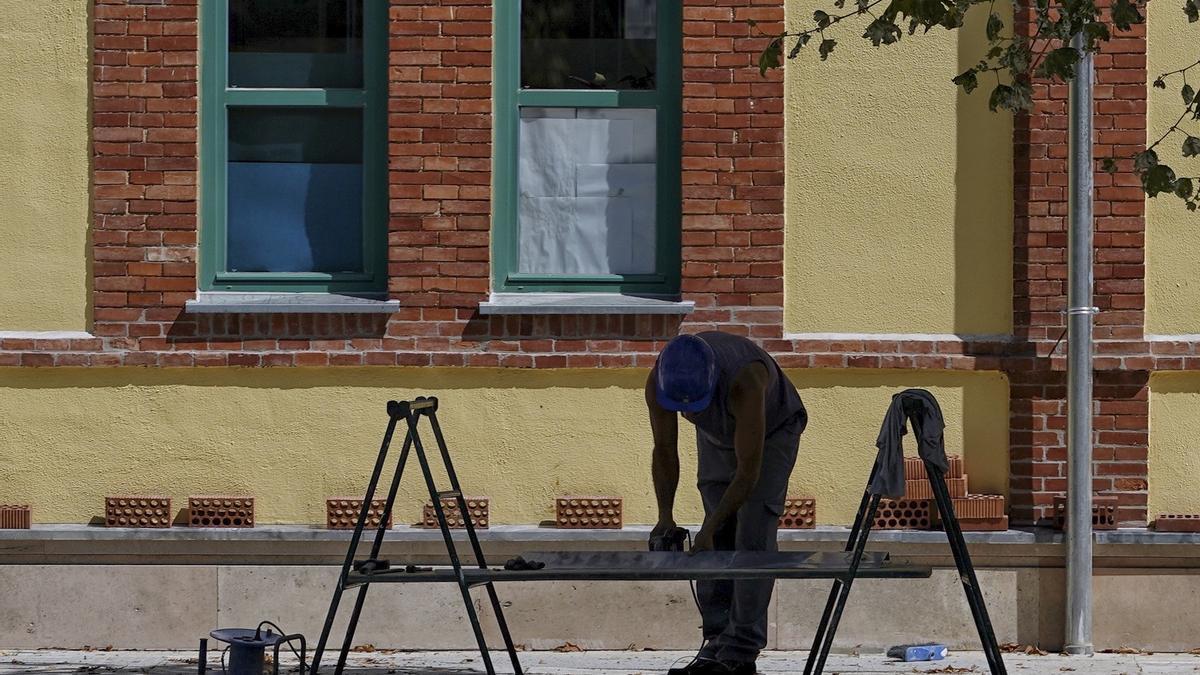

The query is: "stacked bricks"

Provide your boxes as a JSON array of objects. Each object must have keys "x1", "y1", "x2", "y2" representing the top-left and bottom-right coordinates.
[
  {"x1": 1052, "y1": 495, "x2": 1119, "y2": 531},
  {"x1": 326, "y1": 498, "x2": 393, "y2": 530},
  {"x1": 778, "y1": 497, "x2": 816, "y2": 529},
  {"x1": 1008, "y1": 0, "x2": 1149, "y2": 526},
  {"x1": 903, "y1": 455, "x2": 966, "y2": 500},
  {"x1": 188, "y1": 496, "x2": 255, "y2": 528},
  {"x1": 555, "y1": 497, "x2": 623, "y2": 529},
  {"x1": 423, "y1": 497, "x2": 488, "y2": 529},
  {"x1": 105, "y1": 496, "x2": 172, "y2": 528},
  {"x1": 874, "y1": 499, "x2": 933, "y2": 530},
  {"x1": 1151, "y1": 514, "x2": 1200, "y2": 533},
  {"x1": 937, "y1": 495, "x2": 1009, "y2": 532},
  {"x1": 0, "y1": 505, "x2": 31, "y2": 529},
  {"x1": 898, "y1": 454, "x2": 1011, "y2": 531}
]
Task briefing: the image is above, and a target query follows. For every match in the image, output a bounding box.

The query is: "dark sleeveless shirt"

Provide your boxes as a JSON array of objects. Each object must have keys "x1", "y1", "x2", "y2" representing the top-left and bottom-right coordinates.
[{"x1": 677, "y1": 332, "x2": 806, "y2": 445}]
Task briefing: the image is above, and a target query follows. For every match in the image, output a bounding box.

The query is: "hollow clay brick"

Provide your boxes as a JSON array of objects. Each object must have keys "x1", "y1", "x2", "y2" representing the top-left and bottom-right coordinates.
[
  {"x1": 874, "y1": 498, "x2": 932, "y2": 530},
  {"x1": 1152, "y1": 514, "x2": 1200, "y2": 532},
  {"x1": 326, "y1": 497, "x2": 393, "y2": 530},
  {"x1": 188, "y1": 496, "x2": 255, "y2": 528},
  {"x1": 778, "y1": 497, "x2": 816, "y2": 529},
  {"x1": 105, "y1": 496, "x2": 172, "y2": 528},
  {"x1": 1052, "y1": 495, "x2": 1118, "y2": 531},
  {"x1": 948, "y1": 494, "x2": 1006, "y2": 520},
  {"x1": 957, "y1": 516, "x2": 1009, "y2": 532},
  {"x1": 555, "y1": 496, "x2": 623, "y2": 529},
  {"x1": 423, "y1": 496, "x2": 488, "y2": 529},
  {"x1": 0, "y1": 504, "x2": 31, "y2": 529},
  {"x1": 902, "y1": 476, "x2": 968, "y2": 500},
  {"x1": 905, "y1": 454, "x2": 964, "y2": 480}
]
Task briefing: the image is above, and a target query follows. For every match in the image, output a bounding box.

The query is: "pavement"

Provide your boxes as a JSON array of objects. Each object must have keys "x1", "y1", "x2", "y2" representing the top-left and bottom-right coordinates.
[{"x1": 2, "y1": 650, "x2": 1200, "y2": 674}]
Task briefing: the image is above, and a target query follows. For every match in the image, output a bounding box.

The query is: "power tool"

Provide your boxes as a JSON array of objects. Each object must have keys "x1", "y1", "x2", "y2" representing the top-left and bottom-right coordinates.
[{"x1": 648, "y1": 526, "x2": 690, "y2": 552}]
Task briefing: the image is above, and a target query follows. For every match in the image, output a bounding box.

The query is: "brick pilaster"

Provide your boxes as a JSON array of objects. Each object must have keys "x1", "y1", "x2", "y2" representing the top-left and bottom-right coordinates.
[{"x1": 1008, "y1": 2, "x2": 1148, "y2": 525}]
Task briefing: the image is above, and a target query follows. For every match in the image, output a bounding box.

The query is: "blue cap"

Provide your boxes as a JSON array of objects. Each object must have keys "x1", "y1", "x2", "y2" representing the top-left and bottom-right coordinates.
[{"x1": 655, "y1": 334, "x2": 717, "y2": 413}]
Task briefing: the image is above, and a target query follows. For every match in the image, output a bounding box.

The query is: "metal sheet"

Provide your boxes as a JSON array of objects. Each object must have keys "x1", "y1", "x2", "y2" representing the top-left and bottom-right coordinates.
[
  {"x1": 526, "y1": 550, "x2": 891, "y2": 570},
  {"x1": 344, "y1": 550, "x2": 930, "y2": 587}
]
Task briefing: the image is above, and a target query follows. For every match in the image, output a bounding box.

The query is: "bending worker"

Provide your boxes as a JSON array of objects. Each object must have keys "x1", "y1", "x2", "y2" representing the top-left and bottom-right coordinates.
[{"x1": 647, "y1": 331, "x2": 807, "y2": 675}]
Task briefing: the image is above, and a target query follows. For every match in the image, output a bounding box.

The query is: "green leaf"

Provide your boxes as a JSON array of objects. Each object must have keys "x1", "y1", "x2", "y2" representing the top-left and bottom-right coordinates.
[
  {"x1": 1183, "y1": 136, "x2": 1200, "y2": 157},
  {"x1": 863, "y1": 18, "x2": 903, "y2": 46},
  {"x1": 1186, "y1": 0, "x2": 1199, "y2": 22},
  {"x1": 1084, "y1": 21, "x2": 1111, "y2": 43},
  {"x1": 1134, "y1": 149, "x2": 1159, "y2": 171},
  {"x1": 813, "y1": 10, "x2": 831, "y2": 28},
  {"x1": 988, "y1": 84, "x2": 1014, "y2": 112},
  {"x1": 952, "y1": 68, "x2": 979, "y2": 94},
  {"x1": 818, "y1": 38, "x2": 837, "y2": 60},
  {"x1": 1184, "y1": 84, "x2": 1196, "y2": 104},
  {"x1": 1112, "y1": 0, "x2": 1146, "y2": 31},
  {"x1": 1142, "y1": 163, "x2": 1178, "y2": 197},
  {"x1": 1154, "y1": 77, "x2": 1168, "y2": 89},
  {"x1": 986, "y1": 13, "x2": 1004, "y2": 40},
  {"x1": 1101, "y1": 157, "x2": 1118, "y2": 173},
  {"x1": 788, "y1": 32, "x2": 812, "y2": 58},
  {"x1": 1036, "y1": 47, "x2": 1081, "y2": 80},
  {"x1": 758, "y1": 38, "x2": 782, "y2": 76},
  {"x1": 1175, "y1": 176, "x2": 1195, "y2": 199}
]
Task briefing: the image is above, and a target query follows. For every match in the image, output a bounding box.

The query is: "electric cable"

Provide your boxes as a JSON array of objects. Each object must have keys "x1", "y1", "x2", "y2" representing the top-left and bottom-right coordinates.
[
  {"x1": 667, "y1": 529, "x2": 712, "y2": 673},
  {"x1": 256, "y1": 620, "x2": 307, "y2": 674}
]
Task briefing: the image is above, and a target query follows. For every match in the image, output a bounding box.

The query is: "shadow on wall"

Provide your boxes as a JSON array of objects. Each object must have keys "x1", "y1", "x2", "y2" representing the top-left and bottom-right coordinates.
[{"x1": 954, "y1": 8, "x2": 1015, "y2": 336}]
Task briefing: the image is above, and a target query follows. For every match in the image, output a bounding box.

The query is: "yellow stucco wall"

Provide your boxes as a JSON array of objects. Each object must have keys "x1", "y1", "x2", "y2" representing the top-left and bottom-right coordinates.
[
  {"x1": 783, "y1": 2, "x2": 1013, "y2": 335},
  {"x1": 0, "y1": 367, "x2": 1009, "y2": 525},
  {"x1": 0, "y1": 0, "x2": 91, "y2": 331},
  {"x1": 1146, "y1": 2, "x2": 1200, "y2": 334},
  {"x1": 1148, "y1": 373, "x2": 1200, "y2": 516}
]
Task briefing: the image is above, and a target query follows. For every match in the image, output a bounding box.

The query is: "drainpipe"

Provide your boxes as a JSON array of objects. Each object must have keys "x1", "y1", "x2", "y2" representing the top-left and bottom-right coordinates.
[{"x1": 1064, "y1": 31, "x2": 1095, "y2": 656}]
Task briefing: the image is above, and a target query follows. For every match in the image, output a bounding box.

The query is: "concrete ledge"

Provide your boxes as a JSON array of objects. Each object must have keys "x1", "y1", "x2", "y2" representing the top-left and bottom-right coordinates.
[
  {"x1": 0, "y1": 524, "x2": 1045, "y2": 544},
  {"x1": 184, "y1": 292, "x2": 400, "y2": 314},
  {"x1": 479, "y1": 293, "x2": 695, "y2": 315}
]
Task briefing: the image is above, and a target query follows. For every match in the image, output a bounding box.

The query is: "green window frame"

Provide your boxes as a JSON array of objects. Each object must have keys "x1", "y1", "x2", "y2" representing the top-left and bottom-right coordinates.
[
  {"x1": 493, "y1": 2, "x2": 683, "y2": 295},
  {"x1": 199, "y1": 0, "x2": 387, "y2": 293}
]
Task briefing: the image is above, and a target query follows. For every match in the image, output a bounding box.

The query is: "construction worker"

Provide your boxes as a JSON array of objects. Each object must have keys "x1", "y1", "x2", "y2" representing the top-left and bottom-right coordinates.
[{"x1": 647, "y1": 331, "x2": 807, "y2": 675}]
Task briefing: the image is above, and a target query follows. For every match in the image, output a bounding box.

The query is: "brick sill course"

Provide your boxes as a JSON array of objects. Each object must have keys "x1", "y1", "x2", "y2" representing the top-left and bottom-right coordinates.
[{"x1": 184, "y1": 292, "x2": 400, "y2": 314}]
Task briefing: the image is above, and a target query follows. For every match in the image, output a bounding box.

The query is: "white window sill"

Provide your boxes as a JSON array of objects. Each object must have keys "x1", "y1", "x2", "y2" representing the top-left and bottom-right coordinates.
[
  {"x1": 479, "y1": 293, "x2": 695, "y2": 316},
  {"x1": 185, "y1": 292, "x2": 399, "y2": 314}
]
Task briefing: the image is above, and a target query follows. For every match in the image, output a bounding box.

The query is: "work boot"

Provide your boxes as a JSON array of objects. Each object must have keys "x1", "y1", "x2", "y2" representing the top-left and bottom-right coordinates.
[
  {"x1": 721, "y1": 660, "x2": 758, "y2": 675},
  {"x1": 666, "y1": 656, "x2": 730, "y2": 674}
]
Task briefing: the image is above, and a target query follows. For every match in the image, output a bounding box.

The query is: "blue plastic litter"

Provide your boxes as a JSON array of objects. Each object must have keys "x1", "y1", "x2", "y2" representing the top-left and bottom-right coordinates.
[{"x1": 887, "y1": 643, "x2": 949, "y2": 661}]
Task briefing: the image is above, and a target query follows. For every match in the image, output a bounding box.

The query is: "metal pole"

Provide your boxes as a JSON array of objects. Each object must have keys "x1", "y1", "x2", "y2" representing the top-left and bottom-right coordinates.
[{"x1": 1064, "y1": 31, "x2": 1095, "y2": 657}]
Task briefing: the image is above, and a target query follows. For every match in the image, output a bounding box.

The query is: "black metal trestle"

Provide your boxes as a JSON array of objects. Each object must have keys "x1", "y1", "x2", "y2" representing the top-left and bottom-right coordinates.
[
  {"x1": 802, "y1": 460, "x2": 1008, "y2": 675},
  {"x1": 311, "y1": 397, "x2": 523, "y2": 675}
]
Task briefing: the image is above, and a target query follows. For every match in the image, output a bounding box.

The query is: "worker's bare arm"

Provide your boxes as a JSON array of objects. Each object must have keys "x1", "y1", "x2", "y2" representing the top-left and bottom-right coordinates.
[
  {"x1": 647, "y1": 370, "x2": 680, "y2": 536},
  {"x1": 691, "y1": 361, "x2": 768, "y2": 553}
]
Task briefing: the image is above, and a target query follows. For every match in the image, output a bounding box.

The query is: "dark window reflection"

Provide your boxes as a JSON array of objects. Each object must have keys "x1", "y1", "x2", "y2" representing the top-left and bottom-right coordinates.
[
  {"x1": 226, "y1": 108, "x2": 364, "y2": 273},
  {"x1": 229, "y1": 0, "x2": 363, "y2": 88},
  {"x1": 521, "y1": 0, "x2": 657, "y2": 90}
]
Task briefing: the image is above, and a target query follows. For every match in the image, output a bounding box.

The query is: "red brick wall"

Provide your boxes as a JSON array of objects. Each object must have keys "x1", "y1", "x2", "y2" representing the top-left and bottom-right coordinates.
[{"x1": 1008, "y1": 5, "x2": 1149, "y2": 525}]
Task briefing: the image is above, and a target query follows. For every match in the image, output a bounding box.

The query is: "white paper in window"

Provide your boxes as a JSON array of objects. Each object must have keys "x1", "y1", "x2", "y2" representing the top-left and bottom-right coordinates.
[{"x1": 518, "y1": 107, "x2": 657, "y2": 275}]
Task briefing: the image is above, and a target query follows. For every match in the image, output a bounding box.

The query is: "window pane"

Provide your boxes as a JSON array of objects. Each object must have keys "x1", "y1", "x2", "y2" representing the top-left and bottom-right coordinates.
[
  {"x1": 226, "y1": 108, "x2": 363, "y2": 274},
  {"x1": 521, "y1": 0, "x2": 656, "y2": 90},
  {"x1": 518, "y1": 107, "x2": 656, "y2": 275},
  {"x1": 229, "y1": 0, "x2": 363, "y2": 89}
]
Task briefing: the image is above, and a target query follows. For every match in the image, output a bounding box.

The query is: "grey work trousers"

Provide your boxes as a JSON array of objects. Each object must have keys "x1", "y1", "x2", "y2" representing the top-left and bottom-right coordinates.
[{"x1": 695, "y1": 417, "x2": 802, "y2": 664}]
